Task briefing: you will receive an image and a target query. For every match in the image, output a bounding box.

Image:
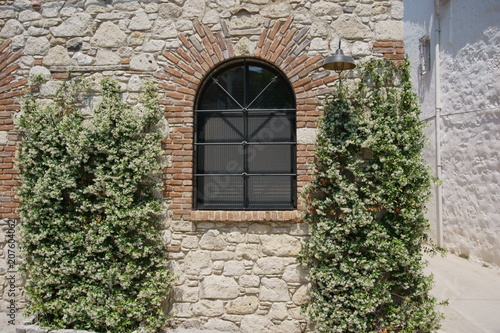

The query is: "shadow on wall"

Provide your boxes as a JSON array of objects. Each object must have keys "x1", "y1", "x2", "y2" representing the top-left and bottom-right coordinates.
[
  {"x1": 441, "y1": 110, "x2": 500, "y2": 267},
  {"x1": 441, "y1": 25, "x2": 500, "y2": 114}
]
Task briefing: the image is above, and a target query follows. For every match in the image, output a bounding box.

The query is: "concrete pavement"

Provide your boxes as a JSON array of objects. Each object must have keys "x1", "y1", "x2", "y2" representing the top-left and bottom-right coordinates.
[{"x1": 425, "y1": 253, "x2": 500, "y2": 333}]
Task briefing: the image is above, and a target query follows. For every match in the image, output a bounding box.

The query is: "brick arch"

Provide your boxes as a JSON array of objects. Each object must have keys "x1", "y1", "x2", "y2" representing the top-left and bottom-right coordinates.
[
  {"x1": 157, "y1": 19, "x2": 331, "y2": 222},
  {"x1": 254, "y1": 17, "x2": 338, "y2": 101},
  {"x1": 0, "y1": 38, "x2": 26, "y2": 219}
]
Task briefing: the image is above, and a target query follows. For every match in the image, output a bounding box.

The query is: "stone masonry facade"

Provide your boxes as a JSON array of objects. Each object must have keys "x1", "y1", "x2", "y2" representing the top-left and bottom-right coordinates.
[{"x1": 0, "y1": 0, "x2": 404, "y2": 331}]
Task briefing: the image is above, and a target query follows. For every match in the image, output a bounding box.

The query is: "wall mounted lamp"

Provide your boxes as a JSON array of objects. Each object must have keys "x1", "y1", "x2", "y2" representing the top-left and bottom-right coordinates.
[{"x1": 322, "y1": 41, "x2": 356, "y2": 73}]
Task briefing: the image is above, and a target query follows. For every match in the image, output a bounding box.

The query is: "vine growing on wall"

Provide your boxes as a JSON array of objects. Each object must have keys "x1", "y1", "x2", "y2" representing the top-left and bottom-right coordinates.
[
  {"x1": 301, "y1": 58, "x2": 443, "y2": 333},
  {"x1": 18, "y1": 78, "x2": 174, "y2": 333}
]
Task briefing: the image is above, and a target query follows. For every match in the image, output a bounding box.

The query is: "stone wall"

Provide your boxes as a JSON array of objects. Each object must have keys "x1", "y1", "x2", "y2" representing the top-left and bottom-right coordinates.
[
  {"x1": 0, "y1": 0, "x2": 405, "y2": 330},
  {"x1": 166, "y1": 220, "x2": 310, "y2": 331}
]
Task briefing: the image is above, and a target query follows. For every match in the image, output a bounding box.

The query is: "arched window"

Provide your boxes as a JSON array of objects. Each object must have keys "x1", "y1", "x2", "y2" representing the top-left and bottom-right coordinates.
[{"x1": 194, "y1": 59, "x2": 296, "y2": 210}]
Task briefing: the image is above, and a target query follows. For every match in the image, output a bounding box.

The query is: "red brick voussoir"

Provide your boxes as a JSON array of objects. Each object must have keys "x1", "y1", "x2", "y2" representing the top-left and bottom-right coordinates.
[{"x1": 0, "y1": 38, "x2": 25, "y2": 220}]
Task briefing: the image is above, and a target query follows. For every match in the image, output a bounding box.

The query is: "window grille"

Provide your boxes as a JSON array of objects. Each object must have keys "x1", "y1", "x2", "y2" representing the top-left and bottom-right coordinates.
[{"x1": 194, "y1": 59, "x2": 297, "y2": 210}]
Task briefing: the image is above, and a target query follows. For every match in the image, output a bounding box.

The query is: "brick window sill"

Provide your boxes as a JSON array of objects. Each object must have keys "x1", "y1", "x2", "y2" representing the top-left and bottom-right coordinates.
[{"x1": 190, "y1": 210, "x2": 301, "y2": 222}]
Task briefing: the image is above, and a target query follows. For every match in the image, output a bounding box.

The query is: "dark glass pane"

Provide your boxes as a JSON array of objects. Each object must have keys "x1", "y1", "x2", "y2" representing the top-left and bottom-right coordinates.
[
  {"x1": 197, "y1": 145, "x2": 244, "y2": 174},
  {"x1": 247, "y1": 175, "x2": 294, "y2": 209},
  {"x1": 197, "y1": 176, "x2": 244, "y2": 209},
  {"x1": 248, "y1": 66, "x2": 294, "y2": 109},
  {"x1": 248, "y1": 114, "x2": 294, "y2": 142},
  {"x1": 247, "y1": 65, "x2": 276, "y2": 107},
  {"x1": 197, "y1": 113, "x2": 244, "y2": 143},
  {"x1": 198, "y1": 81, "x2": 241, "y2": 110},
  {"x1": 247, "y1": 144, "x2": 294, "y2": 173}
]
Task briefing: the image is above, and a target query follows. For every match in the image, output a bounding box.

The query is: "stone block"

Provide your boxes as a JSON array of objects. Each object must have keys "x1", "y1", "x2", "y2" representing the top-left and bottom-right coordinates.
[
  {"x1": 235, "y1": 243, "x2": 260, "y2": 261},
  {"x1": 24, "y1": 36, "x2": 50, "y2": 55},
  {"x1": 297, "y1": 128, "x2": 318, "y2": 144},
  {"x1": 173, "y1": 285, "x2": 199, "y2": 303},
  {"x1": 39, "y1": 81, "x2": 60, "y2": 97},
  {"x1": 372, "y1": 2, "x2": 390, "y2": 15},
  {"x1": 0, "y1": 9, "x2": 16, "y2": 19},
  {"x1": 200, "y1": 275, "x2": 239, "y2": 299},
  {"x1": 0, "y1": 132, "x2": 8, "y2": 145},
  {"x1": 50, "y1": 13, "x2": 92, "y2": 37},
  {"x1": 260, "y1": 234, "x2": 301, "y2": 257},
  {"x1": 172, "y1": 302, "x2": 193, "y2": 318},
  {"x1": 244, "y1": 287, "x2": 259, "y2": 295},
  {"x1": 159, "y1": 3, "x2": 182, "y2": 19},
  {"x1": 260, "y1": 2, "x2": 292, "y2": 18},
  {"x1": 204, "y1": 318, "x2": 239, "y2": 331},
  {"x1": 282, "y1": 264, "x2": 308, "y2": 283},
  {"x1": 200, "y1": 229, "x2": 228, "y2": 250},
  {"x1": 127, "y1": 75, "x2": 143, "y2": 92},
  {"x1": 129, "y1": 10, "x2": 152, "y2": 31},
  {"x1": 18, "y1": 10, "x2": 42, "y2": 22},
  {"x1": 113, "y1": 0, "x2": 141, "y2": 11},
  {"x1": 203, "y1": 9, "x2": 221, "y2": 25},
  {"x1": 181, "y1": 235, "x2": 199, "y2": 249},
  {"x1": 268, "y1": 302, "x2": 288, "y2": 320},
  {"x1": 311, "y1": 1, "x2": 343, "y2": 17},
  {"x1": 28, "y1": 66, "x2": 51, "y2": 80},
  {"x1": 240, "y1": 314, "x2": 275, "y2": 333},
  {"x1": 42, "y1": 1, "x2": 64, "y2": 18},
  {"x1": 230, "y1": 13, "x2": 262, "y2": 30},
  {"x1": 211, "y1": 251, "x2": 235, "y2": 260},
  {"x1": 239, "y1": 274, "x2": 260, "y2": 287},
  {"x1": 171, "y1": 220, "x2": 194, "y2": 232},
  {"x1": 375, "y1": 20, "x2": 404, "y2": 41},
  {"x1": 184, "y1": 250, "x2": 212, "y2": 276},
  {"x1": 292, "y1": 284, "x2": 310, "y2": 305},
  {"x1": 42, "y1": 45, "x2": 70, "y2": 66},
  {"x1": 181, "y1": 0, "x2": 206, "y2": 18},
  {"x1": 226, "y1": 229, "x2": 245, "y2": 243},
  {"x1": 192, "y1": 300, "x2": 225, "y2": 316},
  {"x1": 288, "y1": 306, "x2": 306, "y2": 320},
  {"x1": 352, "y1": 40, "x2": 373, "y2": 57},
  {"x1": 213, "y1": 260, "x2": 225, "y2": 271},
  {"x1": 91, "y1": 22, "x2": 127, "y2": 48},
  {"x1": 179, "y1": 318, "x2": 203, "y2": 330},
  {"x1": 223, "y1": 260, "x2": 246, "y2": 276},
  {"x1": 331, "y1": 14, "x2": 374, "y2": 40},
  {"x1": 95, "y1": 49, "x2": 120, "y2": 66},
  {"x1": 391, "y1": 2, "x2": 404, "y2": 20},
  {"x1": 259, "y1": 278, "x2": 290, "y2": 302},
  {"x1": 248, "y1": 223, "x2": 271, "y2": 234},
  {"x1": 142, "y1": 39, "x2": 165, "y2": 52},
  {"x1": 225, "y1": 295, "x2": 259, "y2": 314},
  {"x1": 27, "y1": 26, "x2": 48, "y2": 37},
  {"x1": 254, "y1": 257, "x2": 285, "y2": 275}
]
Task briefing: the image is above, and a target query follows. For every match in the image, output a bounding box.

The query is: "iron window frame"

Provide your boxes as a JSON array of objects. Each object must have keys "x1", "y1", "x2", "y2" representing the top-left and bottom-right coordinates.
[{"x1": 193, "y1": 58, "x2": 297, "y2": 210}]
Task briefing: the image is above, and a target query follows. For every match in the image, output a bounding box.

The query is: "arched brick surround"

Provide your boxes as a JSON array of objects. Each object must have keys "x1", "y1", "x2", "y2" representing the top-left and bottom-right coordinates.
[{"x1": 155, "y1": 19, "x2": 339, "y2": 223}]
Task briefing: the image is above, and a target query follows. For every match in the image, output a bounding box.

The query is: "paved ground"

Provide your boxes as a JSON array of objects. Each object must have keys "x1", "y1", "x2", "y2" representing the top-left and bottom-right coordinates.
[
  {"x1": 425, "y1": 253, "x2": 500, "y2": 333},
  {"x1": 3, "y1": 253, "x2": 500, "y2": 332}
]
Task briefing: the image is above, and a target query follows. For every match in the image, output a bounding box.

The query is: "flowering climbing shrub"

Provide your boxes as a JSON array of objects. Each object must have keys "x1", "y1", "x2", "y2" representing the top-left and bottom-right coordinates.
[
  {"x1": 301, "y1": 59, "x2": 443, "y2": 333},
  {"x1": 18, "y1": 78, "x2": 174, "y2": 333}
]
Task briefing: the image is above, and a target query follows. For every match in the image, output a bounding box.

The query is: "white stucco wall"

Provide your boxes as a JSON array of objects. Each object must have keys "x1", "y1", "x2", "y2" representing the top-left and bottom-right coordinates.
[{"x1": 404, "y1": 0, "x2": 500, "y2": 266}]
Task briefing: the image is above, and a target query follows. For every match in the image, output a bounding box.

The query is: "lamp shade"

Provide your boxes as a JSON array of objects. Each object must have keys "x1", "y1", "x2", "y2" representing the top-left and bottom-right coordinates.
[{"x1": 322, "y1": 47, "x2": 356, "y2": 72}]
